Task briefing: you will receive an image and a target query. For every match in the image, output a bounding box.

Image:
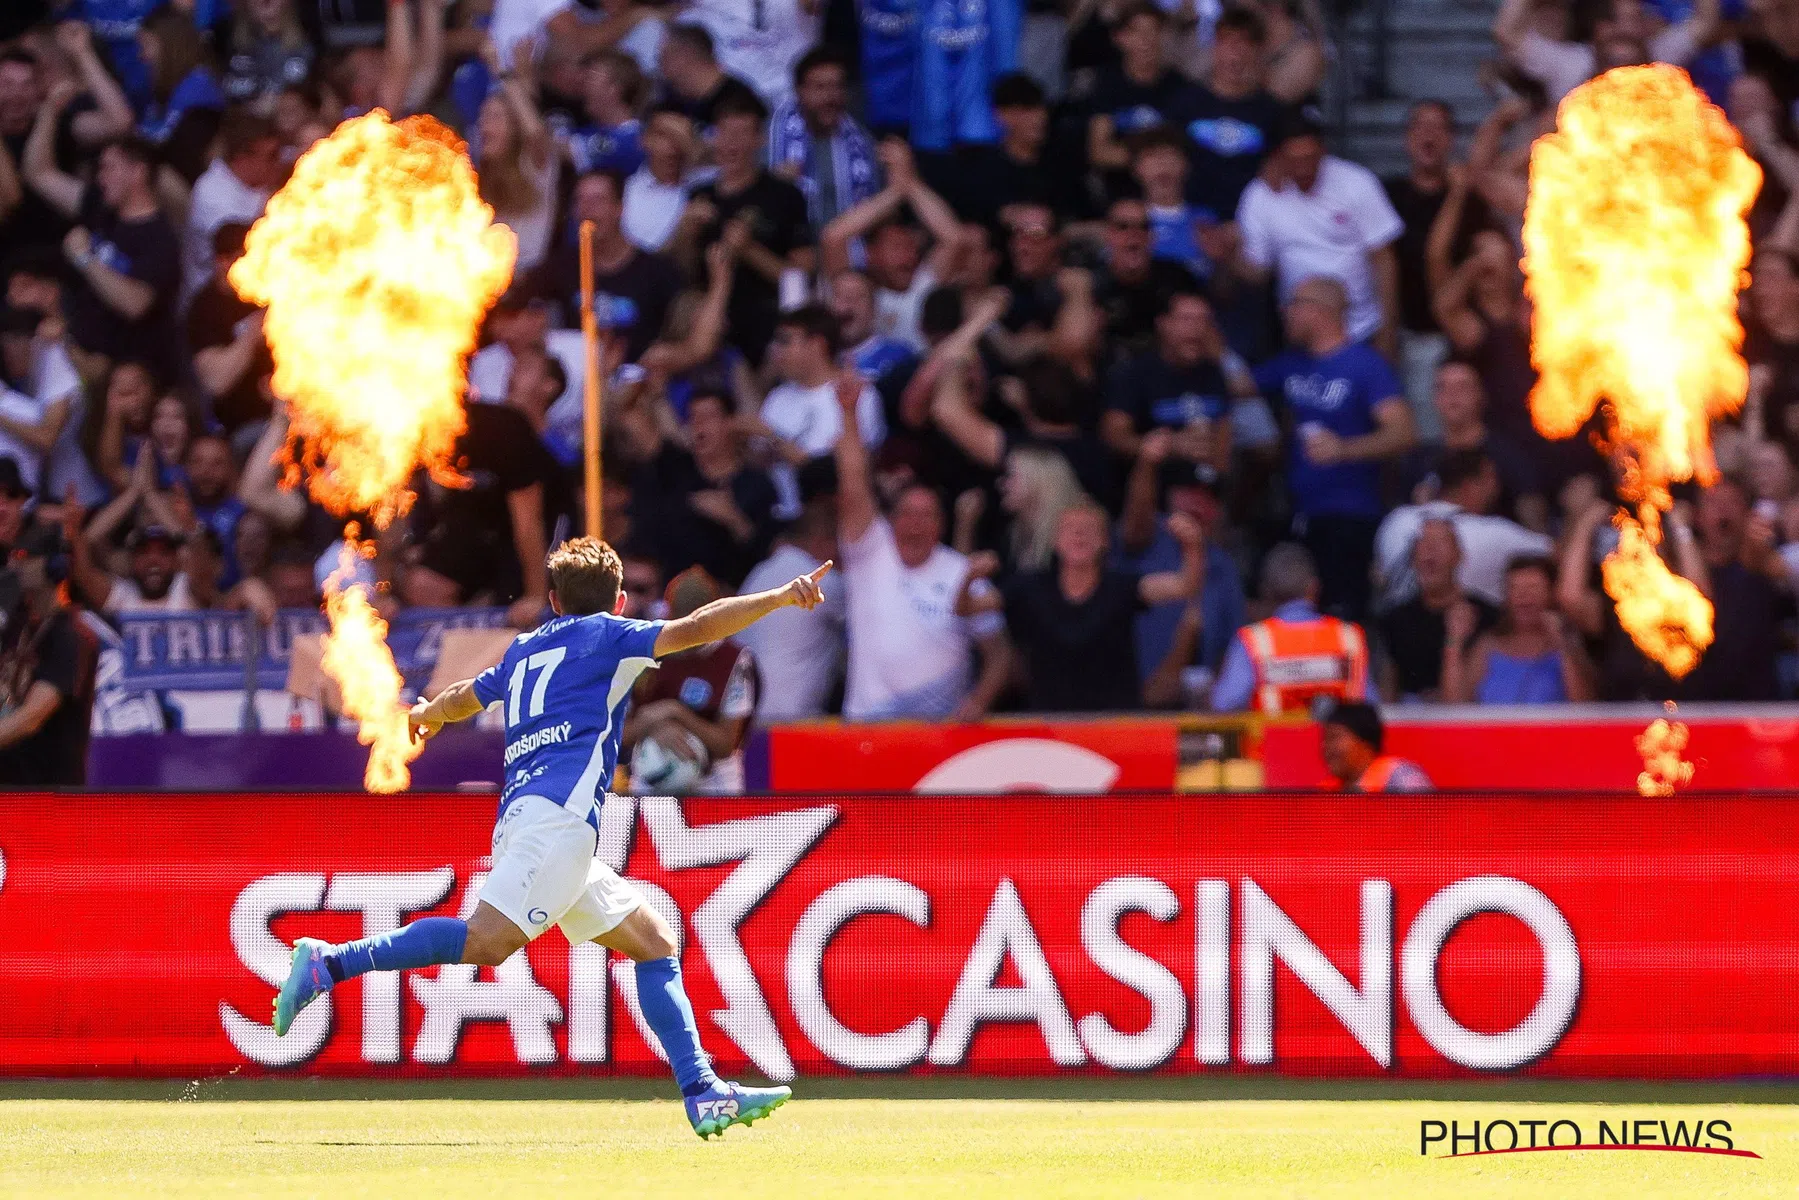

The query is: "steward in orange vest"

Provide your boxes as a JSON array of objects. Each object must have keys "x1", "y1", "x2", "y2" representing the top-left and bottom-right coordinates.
[
  {"x1": 1210, "y1": 543, "x2": 1370, "y2": 715},
  {"x1": 1238, "y1": 603, "x2": 1369, "y2": 715},
  {"x1": 1319, "y1": 701, "x2": 1433, "y2": 792}
]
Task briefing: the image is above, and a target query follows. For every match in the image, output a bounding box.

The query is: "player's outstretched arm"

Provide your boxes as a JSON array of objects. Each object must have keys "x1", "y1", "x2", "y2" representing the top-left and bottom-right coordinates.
[
  {"x1": 408, "y1": 679, "x2": 487, "y2": 743},
  {"x1": 652, "y1": 564, "x2": 832, "y2": 659}
]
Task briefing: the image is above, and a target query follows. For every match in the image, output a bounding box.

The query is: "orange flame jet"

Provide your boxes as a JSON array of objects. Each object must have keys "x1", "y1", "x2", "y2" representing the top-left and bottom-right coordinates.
[
  {"x1": 1523, "y1": 65, "x2": 1760, "y2": 678},
  {"x1": 232, "y1": 112, "x2": 516, "y2": 791}
]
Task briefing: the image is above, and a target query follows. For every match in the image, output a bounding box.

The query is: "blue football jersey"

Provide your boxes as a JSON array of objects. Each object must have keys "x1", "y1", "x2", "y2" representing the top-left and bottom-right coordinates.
[
  {"x1": 861, "y1": 0, "x2": 918, "y2": 132},
  {"x1": 472, "y1": 612, "x2": 665, "y2": 826},
  {"x1": 911, "y1": 0, "x2": 1021, "y2": 151},
  {"x1": 73, "y1": 0, "x2": 168, "y2": 108},
  {"x1": 564, "y1": 120, "x2": 645, "y2": 175},
  {"x1": 849, "y1": 335, "x2": 916, "y2": 384}
]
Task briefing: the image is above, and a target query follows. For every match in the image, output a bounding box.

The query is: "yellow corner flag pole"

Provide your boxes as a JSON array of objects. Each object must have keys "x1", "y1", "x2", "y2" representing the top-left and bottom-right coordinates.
[{"x1": 578, "y1": 219, "x2": 604, "y2": 539}]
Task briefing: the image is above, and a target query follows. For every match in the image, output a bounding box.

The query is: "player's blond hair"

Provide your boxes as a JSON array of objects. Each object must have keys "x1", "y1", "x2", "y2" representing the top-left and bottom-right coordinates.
[{"x1": 547, "y1": 537, "x2": 624, "y2": 615}]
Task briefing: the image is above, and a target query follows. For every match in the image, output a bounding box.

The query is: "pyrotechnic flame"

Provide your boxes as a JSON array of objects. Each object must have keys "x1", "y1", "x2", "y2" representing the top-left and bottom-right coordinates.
[
  {"x1": 1523, "y1": 65, "x2": 1760, "y2": 676},
  {"x1": 235, "y1": 112, "x2": 516, "y2": 791},
  {"x1": 322, "y1": 537, "x2": 420, "y2": 794},
  {"x1": 230, "y1": 110, "x2": 515, "y2": 525},
  {"x1": 1635, "y1": 705, "x2": 1695, "y2": 796},
  {"x1": 1599, "y1": 514, "x2": 1714, "y2": 678}
]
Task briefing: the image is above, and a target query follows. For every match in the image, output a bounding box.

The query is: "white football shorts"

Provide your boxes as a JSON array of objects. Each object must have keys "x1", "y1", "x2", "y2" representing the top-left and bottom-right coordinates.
[{"x1": 479, "y1": 794, "x2": 642, "y2": 943}]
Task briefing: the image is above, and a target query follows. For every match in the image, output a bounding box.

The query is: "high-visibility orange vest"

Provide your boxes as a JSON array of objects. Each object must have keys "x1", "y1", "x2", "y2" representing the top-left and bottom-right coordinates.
[
  {"x1": 1238, "y1": 615, "x2": 1368, "y2": 715},
  {"x1": 1356, "y1": 755, "x2": 1428, "y2": 793},
  {"x1": 1322, "y1": 755, "x2": 1432, "y2": 792}
]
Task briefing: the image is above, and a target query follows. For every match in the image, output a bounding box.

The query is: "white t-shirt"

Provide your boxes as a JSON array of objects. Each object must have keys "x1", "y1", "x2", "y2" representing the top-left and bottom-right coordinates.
[
  {"x1": 1237, "y1": 156, "x2": 1405, "y2": 344},
  {"x1": 759, "y1": 378, "x2": 886, "y2": 517},
  {"x1": 733, "y1": 542, "x2": 847, "y2": 721},
  {"x1": 1373, "y1": 501, "x2": 1555, "y2": 608},
  {"x1": 490, "y1": 0, "x2": 571, "y2": 65},
  {"x1": 469, "y1": 330, "x2": 588, "y2": 415},
  {"x1": 841, "y1": 518, "x2": 1004, "y2": 720},
  {"x1": 31, "y1": 340, "x2": 103, "y2": 505},
  {"x1": 0, "y1": 385, "x2": 45, "y2": 491},
  {"x1": 616, "y1": 14, "x2": 666, "y2": 75},
  {"x1": 1513, "y1": 26, "x2": 1700, "y2": 103},
  {"x1": 682, "y1": 3, "x2": 818, "y2": 111},
  {"x1": 106, "y1": 572, "x2": 197, "y2": 614},
  {"x1": 183, "y1": 159, "x2": 269, "y2": 303},
  {"x1": 623, "y1": 167, "x2": 689, "y2": 253},
  {"x1": 875, "y1": 265, "x2": 936, "y2": 353}
]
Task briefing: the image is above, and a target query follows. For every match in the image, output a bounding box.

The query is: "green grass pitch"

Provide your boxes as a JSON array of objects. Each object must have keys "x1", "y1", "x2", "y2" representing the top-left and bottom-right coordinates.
[{"x1": 4, "y1": 1081, "x2": 1798, "y2": 1199}]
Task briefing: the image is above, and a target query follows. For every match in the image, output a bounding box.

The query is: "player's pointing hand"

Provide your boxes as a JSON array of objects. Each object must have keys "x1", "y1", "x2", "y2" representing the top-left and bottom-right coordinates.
[
  {"x1": 408, "y1": 698, "x2": 444, "y2": 744},
  {"x1": 785, "y1": 560, "x2": 833, "y2": 610}
]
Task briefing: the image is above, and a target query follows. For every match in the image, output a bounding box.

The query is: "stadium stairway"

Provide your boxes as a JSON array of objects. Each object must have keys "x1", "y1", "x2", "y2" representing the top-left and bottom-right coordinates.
[{"x1": 1326, "y1": 0, "x2": 1500, "y2": 176}]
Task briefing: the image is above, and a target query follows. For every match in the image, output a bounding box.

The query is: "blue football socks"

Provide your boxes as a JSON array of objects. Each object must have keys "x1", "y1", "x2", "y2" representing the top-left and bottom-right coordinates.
[
  {"x1": 323, "y1": 917, "x2": 469, "y2": 983},
  {"x1": 636, "y1": 956, "x2": 720, "y2": 1096}
]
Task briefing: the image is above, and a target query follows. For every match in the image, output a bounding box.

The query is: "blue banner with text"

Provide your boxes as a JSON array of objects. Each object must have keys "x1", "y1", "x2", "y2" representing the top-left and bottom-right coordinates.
[{"x1": 112, "y1": 607, "x2": 511, "y2": 693}]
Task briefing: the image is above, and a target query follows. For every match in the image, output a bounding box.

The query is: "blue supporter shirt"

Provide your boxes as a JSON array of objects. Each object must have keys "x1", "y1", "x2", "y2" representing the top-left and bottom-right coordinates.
[
  {"x1": 849, "y1": 334, "x2": 916, "y2": 385},
  {"x1": 139, "y1": 68, "x2": 226, "y2": 142},
  {"x1": 471, "y1": 611, "x2": 665, "y2": 828},
  {"x1": 912, "y1": 0, "x2": 1021, "y2": 151},
  {"x1": 861, "y1": 0, "x2": 918, "y2": 132},
  {"x1": 565, "y1": 120, "x2": 645, "y2": 175},
  {"x1": 1114, "y1": 522, "x2": 1247, "y2": 681},
  {"x1": 1645, "y1": 0, "x2": 1746, "y2": 104},
  {"x1": 1254, "y1": 343, "x2": 1402, "y2": 520},
  {"x1": 194, "y1": 495, "x2": 247, "y2": 588},
  {"x1": 72, "y1": 0, "x2": 166, "y2": 109},
  {"x1": 1148, "y1": 203, "x2": 1216, "y2": 280}
]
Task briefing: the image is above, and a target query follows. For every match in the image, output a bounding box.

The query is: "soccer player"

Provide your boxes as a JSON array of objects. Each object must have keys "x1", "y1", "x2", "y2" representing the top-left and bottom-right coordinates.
[{"x1": 271, "y1": 537, "x2": 831, "y2": 1139}]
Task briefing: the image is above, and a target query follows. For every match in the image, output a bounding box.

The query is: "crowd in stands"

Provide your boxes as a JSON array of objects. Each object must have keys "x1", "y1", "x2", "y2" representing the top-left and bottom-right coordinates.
[{"x1": 0, "y1": 0, "x2": 1797, "y2": 778}]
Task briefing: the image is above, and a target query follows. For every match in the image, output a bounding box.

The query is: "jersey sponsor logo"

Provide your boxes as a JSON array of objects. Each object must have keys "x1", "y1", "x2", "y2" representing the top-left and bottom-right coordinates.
[
  {"x1": 504, "y1": 721, "x2": 575, "y2": 766},
  {"x1": 1186, "y1": 117, "x2": 1265, "y2": 158},
  {"x1": 94, "y1": 239, "x2": 134, "y2": 276},
  {"x1": 591, "y1": 292, "x2": 640, "y2": 330},
  {"x1": 527, "y1": 908, "x2": 549, "y2": 926},
  {"x1": 568, "y1": 123, "x2": 641, "y2": 173},
  {"x1": 1283, "y1": 373, "x2": 1354, "y2": 412},
  {"x1": 87, "y1": 18, "x2": 148, "y2": 39},
  {"x1": 861, "y1": 2, "x2": 916, "y2": 37},
  {"x1": 1116, "y1": 104, "x2": 1166, "y2": 134},
  {"x1": 908, "y1": 585, "x2": 956, "y2": 623},
  {"x1": 923, "y1": 0, "x2": 989, "y2": 49},
  {"x1": 1150, "y1": 393, "x2": 1223, "y2": 427},
  {"x1": 679, "y1": 677, "x2": 714, "y2": 709}
]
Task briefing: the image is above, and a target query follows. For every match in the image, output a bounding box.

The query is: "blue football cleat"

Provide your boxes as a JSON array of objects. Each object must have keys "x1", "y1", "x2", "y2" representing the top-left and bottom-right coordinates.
[
  {"x1": 272, "y1": 937, "x2": 333, "y2": 1036},
  {"x1": 684, "y1": 1080, "x2": 792, "y2": 1140}
]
